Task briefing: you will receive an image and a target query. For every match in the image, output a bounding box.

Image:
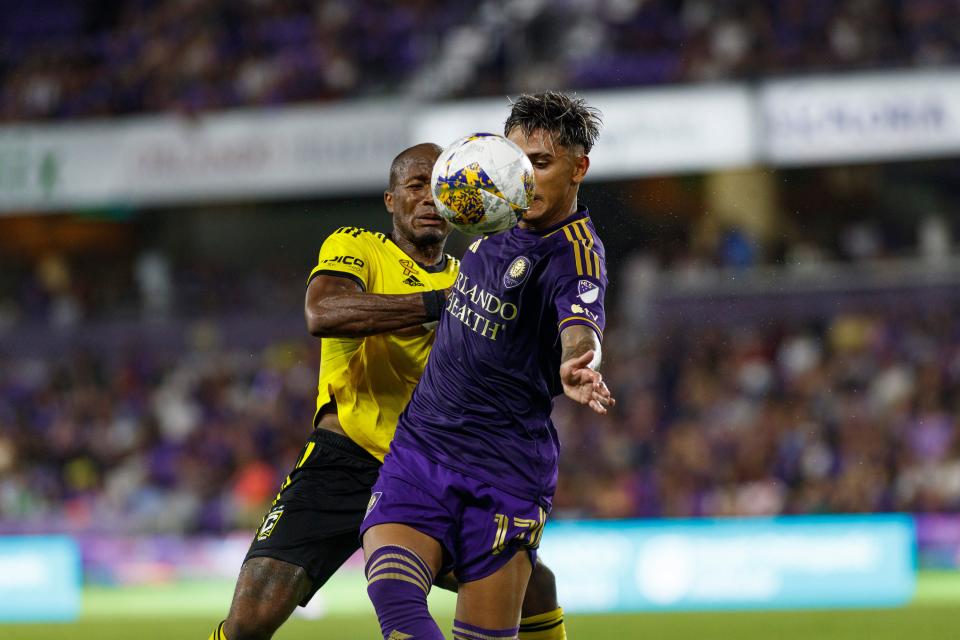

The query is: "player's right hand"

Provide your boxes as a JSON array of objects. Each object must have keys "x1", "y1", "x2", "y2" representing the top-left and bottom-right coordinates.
[{"x1": 560, "y1": 350, "x2": 616, "y2": 414}]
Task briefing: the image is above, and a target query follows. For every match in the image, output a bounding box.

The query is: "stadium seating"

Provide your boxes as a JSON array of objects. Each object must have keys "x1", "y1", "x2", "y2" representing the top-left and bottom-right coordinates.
[
  {"x1": 2, "y1": 0, "x2": 958, "y2": 121},
  {"x1": 3, "y1": 290, "x2": 958, "y2": 534}
]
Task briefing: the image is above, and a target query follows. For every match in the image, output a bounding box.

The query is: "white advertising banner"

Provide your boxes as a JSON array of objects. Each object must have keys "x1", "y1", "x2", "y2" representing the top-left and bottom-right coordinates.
[
  {"x1": 0, "y1": 103, "x2": 409, "y2": 211},
  {"x1": 412, "y1": 85, "x2": 757, "y2": 179},
  {"x1": 589, "y1": 86, "x2": 757, "y2": 177},
  {"x1": 762, "y1": 70, "x2": 960, "y2": 165},
  {"x1": 5, "y1": 69, "x2": 960, "y2": 212}
]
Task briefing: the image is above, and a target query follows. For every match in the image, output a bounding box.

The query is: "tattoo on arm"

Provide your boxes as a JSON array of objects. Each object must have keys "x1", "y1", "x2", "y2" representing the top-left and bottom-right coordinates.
[{"x1": 560, "y1": 324, "x2": 602, "y2": 370}]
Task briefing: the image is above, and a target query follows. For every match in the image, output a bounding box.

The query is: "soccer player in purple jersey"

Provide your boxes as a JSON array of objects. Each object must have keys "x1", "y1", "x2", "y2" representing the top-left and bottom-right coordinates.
[{"x1": 361, "y1": 92, "x2": 614, "y2": 640}]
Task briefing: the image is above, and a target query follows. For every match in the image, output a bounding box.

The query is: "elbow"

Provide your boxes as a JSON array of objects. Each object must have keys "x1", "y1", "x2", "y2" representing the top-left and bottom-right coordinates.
[
  {"x1": 306, "y1": 309, "x2": 366, "y2": 338},
  {"x1": 305, "y1": 308, "x2": 330, "y2": 337}
]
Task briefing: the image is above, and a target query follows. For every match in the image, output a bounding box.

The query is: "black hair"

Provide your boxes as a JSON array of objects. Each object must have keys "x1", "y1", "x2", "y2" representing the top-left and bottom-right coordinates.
[
  {"x1": 504, "y1": 91, "x2": 603, "y2": 153},
  {"x1": 388, "y1": 142, "x2": 443, "y2": 190}
]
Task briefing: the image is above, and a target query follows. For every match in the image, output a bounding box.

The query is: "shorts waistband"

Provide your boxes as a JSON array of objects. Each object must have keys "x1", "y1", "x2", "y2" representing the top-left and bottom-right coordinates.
[{"x1": 313, "y1": 427, "x2": 380, "y2": 463}]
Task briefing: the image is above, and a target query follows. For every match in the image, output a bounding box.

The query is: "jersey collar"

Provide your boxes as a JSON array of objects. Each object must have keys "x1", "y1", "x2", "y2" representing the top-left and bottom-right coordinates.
[
  {"x1": 518, "y1": 205, "x2": 591, "y2": 237},
  {"x1": 387, "y1": 234, "x2": 449, "y2": 273},
  {"x1": 418, "y1": 253, "x2": 448, "y2": 273}
]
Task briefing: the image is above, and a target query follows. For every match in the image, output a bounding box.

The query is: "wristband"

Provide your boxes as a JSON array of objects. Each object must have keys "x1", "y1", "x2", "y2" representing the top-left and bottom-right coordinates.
[{"x1": 422, "y1": 290, "x2": 446, "y2": 322}]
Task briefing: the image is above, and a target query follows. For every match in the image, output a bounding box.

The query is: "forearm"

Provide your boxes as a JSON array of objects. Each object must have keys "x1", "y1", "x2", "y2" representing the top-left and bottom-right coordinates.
[
  {"x1": 560, "y1": 324, "x2": 602, "y2": 370},
  {"x1": 558, "y1": 323, "x2": 612, "y2": 413},
  {"x1": 307, "y1": 290, "x2": 443, "y2": 337}
]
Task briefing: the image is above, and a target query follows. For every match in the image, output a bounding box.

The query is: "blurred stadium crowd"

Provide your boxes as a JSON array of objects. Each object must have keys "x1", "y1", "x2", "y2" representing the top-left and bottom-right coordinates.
[
  {"x1": 557, "y1": 313, "x2": 960, "y2": 519},
  {"x1": 2, "y1": 0, "x2": 960, "y2": 538},
  {"x1": 2, "y1": 0, "x2": 958, "y2": 121},
  {"x1": 2, "y1": 293, "x2": 959, "y2": 534}
]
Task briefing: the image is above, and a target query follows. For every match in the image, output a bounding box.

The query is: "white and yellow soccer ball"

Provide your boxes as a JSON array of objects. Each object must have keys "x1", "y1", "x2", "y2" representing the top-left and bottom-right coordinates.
[{"x1": 431, "y1": 133, "x2": 535, "y2": 235}]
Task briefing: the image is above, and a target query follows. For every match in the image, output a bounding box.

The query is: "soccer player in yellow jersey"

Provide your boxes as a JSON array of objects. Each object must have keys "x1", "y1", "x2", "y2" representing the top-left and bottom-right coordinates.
[{"x1": 209, "y1": 144, "x2": 568, "y2": 640}]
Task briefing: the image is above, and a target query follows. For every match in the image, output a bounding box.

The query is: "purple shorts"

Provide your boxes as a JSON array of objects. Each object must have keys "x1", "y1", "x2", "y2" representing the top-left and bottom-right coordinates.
[{"x1": 360, "y1": 442, "x2": 548, "y2": 583}]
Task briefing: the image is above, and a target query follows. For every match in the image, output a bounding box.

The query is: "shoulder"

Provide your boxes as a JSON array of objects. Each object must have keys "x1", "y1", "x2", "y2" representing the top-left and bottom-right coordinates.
[
  {"x1": 326, "y1": 226, "x2": 390, "y2": 244},
  {"x1": 322, "y1": 226, "x2": 392, "y2": 257},
  {"x1": 542, "y1": 217, "x2": 605, "y2": 258},
  {"x1": 542, "y1": 217, "x2": 604, "y2": 253},
  {"x1": 539, "y1": 218, "x2": 606, "y2": 281}
]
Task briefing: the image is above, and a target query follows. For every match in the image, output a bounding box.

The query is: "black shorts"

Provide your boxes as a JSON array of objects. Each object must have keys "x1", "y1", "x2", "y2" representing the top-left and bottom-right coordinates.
[{"x1": 244, "y1": 428, "x2": 381, "y2": 605}]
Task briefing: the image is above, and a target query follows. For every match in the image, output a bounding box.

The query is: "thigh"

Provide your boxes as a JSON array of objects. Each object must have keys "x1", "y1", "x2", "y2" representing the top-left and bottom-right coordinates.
[
  {"x1": 244, "y1": 429, "x2": 379, "y2": 603},
  {"x1": 455, "y1": 550, "x2": 533, "y2": 629},
  {"x1": 360, "y1": 448, "x2": 459, "y2": 576},
  {"x1": 454, "y1": 484, "x2": 547, "y2": 584},
  {"x1": 453, "y1": 487, "x2": 545, "y2": 628}
]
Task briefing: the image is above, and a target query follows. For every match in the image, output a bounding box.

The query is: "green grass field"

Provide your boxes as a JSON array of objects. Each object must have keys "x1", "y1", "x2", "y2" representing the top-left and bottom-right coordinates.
[{"x1": 3, "y1": 571, "x2": 958, "y2": 639}]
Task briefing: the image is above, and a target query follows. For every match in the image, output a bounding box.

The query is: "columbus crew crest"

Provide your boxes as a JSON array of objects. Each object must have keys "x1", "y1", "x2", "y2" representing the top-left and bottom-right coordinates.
[
  {"x1": 503, "y1": 256, "x2": 531, "y2": 288},
  {"x1": 256, "y1": 506, "x2": 284, "y2": 541}
]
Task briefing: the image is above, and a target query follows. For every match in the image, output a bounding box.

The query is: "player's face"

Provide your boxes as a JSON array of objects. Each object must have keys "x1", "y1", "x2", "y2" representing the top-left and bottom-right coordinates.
[
  {"x1": 385, "y1": 151, "x2": 451, "y2": 246},
  {"x1": 507, "y1": 127, "x2": 589, "y2": 229}
]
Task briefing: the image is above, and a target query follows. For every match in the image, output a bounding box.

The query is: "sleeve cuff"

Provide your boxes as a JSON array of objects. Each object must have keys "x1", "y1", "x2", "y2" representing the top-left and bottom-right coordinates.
[
  {"x1": 557, "y1": 315, "x2": 604, "y2": 340},
  {"x1": 307, "y1": 269, "x2": 366, "y2": 291}
]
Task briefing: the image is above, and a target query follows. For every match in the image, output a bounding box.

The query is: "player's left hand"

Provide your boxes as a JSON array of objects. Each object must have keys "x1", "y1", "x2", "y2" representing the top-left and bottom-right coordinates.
[{"x1": 560, "y1": 350, "x2": 616, "y2": 414}]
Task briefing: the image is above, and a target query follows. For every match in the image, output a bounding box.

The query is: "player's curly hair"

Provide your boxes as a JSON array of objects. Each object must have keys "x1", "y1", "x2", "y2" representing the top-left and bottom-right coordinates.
[{"x1": 504, "y1": 91, "x2": 603, "y2": 153}]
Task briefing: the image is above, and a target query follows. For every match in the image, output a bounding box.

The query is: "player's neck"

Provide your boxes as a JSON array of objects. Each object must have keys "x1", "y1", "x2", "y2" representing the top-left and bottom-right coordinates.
[{"x1": 391, "y1": 232, "x2": 445, "y2": 267}]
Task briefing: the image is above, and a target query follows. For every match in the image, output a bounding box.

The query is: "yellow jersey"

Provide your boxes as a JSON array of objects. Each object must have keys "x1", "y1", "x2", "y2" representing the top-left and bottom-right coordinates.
[{"x1": 308, "y1": 226, "x2": 459, "y2": 461}]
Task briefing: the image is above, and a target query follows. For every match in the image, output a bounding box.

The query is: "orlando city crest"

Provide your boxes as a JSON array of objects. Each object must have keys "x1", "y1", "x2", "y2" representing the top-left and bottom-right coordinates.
[{"x1": 503, "y1": 256, "x2": 531, "y2": 288}]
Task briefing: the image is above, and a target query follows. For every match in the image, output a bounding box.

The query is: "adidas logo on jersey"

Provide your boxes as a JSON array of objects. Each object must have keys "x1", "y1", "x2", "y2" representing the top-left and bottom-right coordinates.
[{"x1": 404, "y1": 275, "x2": 424, "y2": 287}]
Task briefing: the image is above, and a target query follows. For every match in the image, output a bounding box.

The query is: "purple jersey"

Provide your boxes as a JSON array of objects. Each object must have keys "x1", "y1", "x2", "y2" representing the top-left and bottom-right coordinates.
[{"x1": 393, "y1": 207, "x2": 607, "y2": 504}]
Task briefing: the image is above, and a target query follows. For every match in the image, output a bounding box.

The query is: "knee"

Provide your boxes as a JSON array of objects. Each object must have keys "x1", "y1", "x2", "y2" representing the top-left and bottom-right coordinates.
[
  {"x1": 366, "y1": 545, "x2": 444, "y2": 639},
  {"x1": 522, "y1": 560, "x2": 559, "y2": 616},
  {"x1": 365, "y1": 544, "x2": 433, "y2": 609},
  {"x1": 224, "y1": 558, "x2": 309, "y2": 640}
]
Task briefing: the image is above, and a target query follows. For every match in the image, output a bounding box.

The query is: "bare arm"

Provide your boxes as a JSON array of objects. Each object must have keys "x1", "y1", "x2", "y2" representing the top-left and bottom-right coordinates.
[
  {"x1": 559, "y1": 324, "x2": 615, "y2": 414},
  {"x1": 305, "y1": 274, "x2": 444, "y2": 338}
]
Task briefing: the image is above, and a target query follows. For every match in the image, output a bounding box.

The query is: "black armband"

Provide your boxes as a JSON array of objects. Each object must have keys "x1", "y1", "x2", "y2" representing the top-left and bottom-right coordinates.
[{"x1": 422, "y1": 290, "x2": 446, "y2": 322}]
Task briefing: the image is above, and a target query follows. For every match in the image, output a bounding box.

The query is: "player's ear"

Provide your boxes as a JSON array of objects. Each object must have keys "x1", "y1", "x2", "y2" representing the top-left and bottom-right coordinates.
[
  {"x1": 572, "y1": 154, "x2": 590, "y2": 184},
  {"x1": 384, "y1": 189, "x2": 394, "y2": 214}
]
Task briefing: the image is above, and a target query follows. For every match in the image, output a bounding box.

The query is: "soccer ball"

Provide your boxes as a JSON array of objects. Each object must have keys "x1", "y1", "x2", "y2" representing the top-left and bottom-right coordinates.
[{"x1": 431, "y1": 133, "x2": 535, "y2": 235}]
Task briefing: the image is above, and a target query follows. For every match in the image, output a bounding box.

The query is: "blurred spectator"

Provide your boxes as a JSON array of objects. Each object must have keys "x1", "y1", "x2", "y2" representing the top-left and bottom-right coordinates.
[
  {"x1": 35, "y1": 253, "x2": 82, "y2": 328},
  {"x1": 919, "y1": 215, "x2": 951, "y2": 263},
  {"x1": 135, "y1": 250, "x2": 173, "y2": 319}
]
